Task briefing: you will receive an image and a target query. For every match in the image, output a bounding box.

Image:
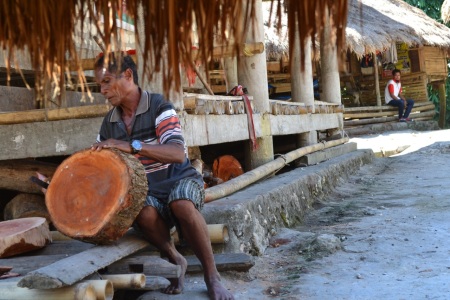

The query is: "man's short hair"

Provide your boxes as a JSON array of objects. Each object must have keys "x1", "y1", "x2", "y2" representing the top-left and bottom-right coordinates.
[
  {"x1": 94, "y1": 52, "x2": 138, "y2": 85},
  {"x1": 392, "y1": 69, "x2": 401, "y2": 76}
]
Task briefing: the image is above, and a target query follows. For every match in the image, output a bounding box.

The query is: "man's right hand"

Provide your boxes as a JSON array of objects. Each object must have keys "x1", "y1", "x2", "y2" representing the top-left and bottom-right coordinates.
[{"x1": 91, "y1": 139, "x2": 132, "y2": 154}]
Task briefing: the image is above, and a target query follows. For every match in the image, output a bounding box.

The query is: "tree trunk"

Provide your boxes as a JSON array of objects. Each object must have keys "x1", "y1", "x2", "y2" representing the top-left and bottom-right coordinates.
[
  {"x1": 0, "y1": 160, "x2": 57, "y2": 194},
  {"x1": 4, "y1": 193, "x2": 50, "y2": 223},
  {"x1": 0, "y1": 217, "x2": 51, "y2": 258},
  {"x1": 45, "y1": 149, "x2": 148, "y2": 244}
]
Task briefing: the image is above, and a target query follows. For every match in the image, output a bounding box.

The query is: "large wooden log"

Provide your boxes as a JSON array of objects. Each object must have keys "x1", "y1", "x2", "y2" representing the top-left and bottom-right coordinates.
[
  {"x1": 0, "y1": 160, "x2": 57, "y2": 194},
  {"x1": 3, "y1": 193, "x2": 50, "y2": 223},
  {"x1": 212, "y1": 155, "x2": 244, "y2": 182},
  {"x1": 0, "y1": 217, "x2": 51, "y2": 258},
  {"x1": 46, "y1": 149, "x2": 148, "y2": 244}
]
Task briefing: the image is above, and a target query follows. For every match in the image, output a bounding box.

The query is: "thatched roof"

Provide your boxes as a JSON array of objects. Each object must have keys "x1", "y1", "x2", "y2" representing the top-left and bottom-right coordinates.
[
  {"x1": 265, "y1": 0, "x2": 450, "y2": 60},
  {"x1": 442, "y1": 0, "x2": 450, "y2": 23},
  {"x1": 0, "y1": 0, "x2": 348, "y2": 101},
  {"x1": 347, "y1": 0, "x2": 450, "y2": 56}
]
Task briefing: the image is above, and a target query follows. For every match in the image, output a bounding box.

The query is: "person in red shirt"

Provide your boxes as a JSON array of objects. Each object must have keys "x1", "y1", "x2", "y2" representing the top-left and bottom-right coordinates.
[{"x1": 384, "y1": 69, "x2": 415, "y2": 122}]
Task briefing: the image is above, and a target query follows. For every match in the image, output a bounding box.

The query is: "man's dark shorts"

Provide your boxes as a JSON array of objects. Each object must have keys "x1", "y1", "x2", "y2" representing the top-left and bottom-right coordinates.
[{"x1": 142, "y1": 177, "x2": 205, "y2": 229}]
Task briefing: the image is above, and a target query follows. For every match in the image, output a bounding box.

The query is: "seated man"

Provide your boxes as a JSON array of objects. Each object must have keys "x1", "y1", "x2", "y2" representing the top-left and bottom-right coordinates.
[
  {"x1": 40, "y1": 52, "x2": 234, "y2": 300},
  {"x1": 384, "y1": 69, "x2": 414, "y2": 122}
]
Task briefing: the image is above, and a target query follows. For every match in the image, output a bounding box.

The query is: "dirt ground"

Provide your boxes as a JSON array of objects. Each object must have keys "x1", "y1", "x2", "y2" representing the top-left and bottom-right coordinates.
[{"x1": 140, "y1": 129, "x2": 450, "y2": 300}]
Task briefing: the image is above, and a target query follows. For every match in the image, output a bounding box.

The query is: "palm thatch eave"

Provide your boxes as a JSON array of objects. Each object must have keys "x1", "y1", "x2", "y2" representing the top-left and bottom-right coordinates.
[
  {"x1": 265, "y1": 0, "x2": 450, "y2": 61},
  {"x1": 0, "y1": 0, "x2": 348, "y2": 105},
  {"x1": 442, "y1": 0, "x2": 450, "y2": 23}
]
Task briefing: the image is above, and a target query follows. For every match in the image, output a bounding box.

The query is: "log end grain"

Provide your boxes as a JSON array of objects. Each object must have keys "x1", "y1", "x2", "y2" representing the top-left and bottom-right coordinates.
[{"x1": 46, "y1": 149, "x2": 148, "y2": 244}]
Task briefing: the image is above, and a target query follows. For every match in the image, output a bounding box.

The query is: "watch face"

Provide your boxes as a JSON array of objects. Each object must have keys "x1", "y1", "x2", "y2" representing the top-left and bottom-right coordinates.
[{"x1": 132, "y1": 140, "x2": 142, "y2": 151}]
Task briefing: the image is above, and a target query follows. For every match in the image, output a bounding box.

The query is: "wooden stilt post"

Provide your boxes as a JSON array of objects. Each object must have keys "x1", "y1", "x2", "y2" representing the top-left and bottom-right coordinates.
[
  {"x1": 373, "y1": 52, "x2": 382, "y2": 107},
  {"x1": 237, "y1": 0, "x2": 274, "y2": 170},
  {"x1": 224, "y1": 57, "x2": 238, "y2": 93},
  {"x1": 439, "y1": 82, "x2": 447, "y2": 128},
  {"x1": 320, "y1": 5, "x2": 341, "y2": 105},
  {"x1": 320, "y1": 4, "x2": 343, "y2": 138},
  {"x1": 291, "y1": 33, "x2": 317, "y2": 147}
]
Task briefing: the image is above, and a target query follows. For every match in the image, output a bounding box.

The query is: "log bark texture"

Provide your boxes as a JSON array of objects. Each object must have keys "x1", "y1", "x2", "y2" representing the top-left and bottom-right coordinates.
[
  {"x1": 3, "y1": 193, "x2": 50, "y2": 223},
  {"x1": 0, "y1": 217, "x2": 51, "y2": 258},
  {"x1": 46, "y1": 149, "x2": 148, "y2": 244},
  {"x1": 0, "y1": 160, "x2": 57, "y2": 194}
]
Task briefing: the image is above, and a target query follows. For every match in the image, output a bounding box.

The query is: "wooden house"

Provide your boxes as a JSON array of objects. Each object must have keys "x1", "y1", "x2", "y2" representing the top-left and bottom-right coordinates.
[{"x1": 261, "y1": 0, "x2": 450, "y2": 130}]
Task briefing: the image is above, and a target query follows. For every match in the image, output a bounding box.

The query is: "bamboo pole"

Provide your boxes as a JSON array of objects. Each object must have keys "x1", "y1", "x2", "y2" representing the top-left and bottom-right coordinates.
[
  {"x1": 171, "y1": 224, "x2": 229, "y2": 244},
  {"x1": 205, "y1": 138, "x2": 349, "y2": 202},
  {"x1": 0, "y1": 105, "x2": 110, "y2": 125},
  {"x1": 0, "y1": 282, "x2": 96, "y2": 300},
  {"x1": 82, "y1": 280, "x2": 114, "y2": 300},
  {"x1": 101, "y1": 274, "x2": 146, "y2": 290}
]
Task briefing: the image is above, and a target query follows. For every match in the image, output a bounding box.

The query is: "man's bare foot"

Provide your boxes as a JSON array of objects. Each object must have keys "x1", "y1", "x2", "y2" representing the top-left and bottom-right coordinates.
[
  {"x1": 206, "y1": 277, "x2": 234, "y2": 300},
  {"x1": 163, "y1": 253, "x2": 187, "y2": 294}
]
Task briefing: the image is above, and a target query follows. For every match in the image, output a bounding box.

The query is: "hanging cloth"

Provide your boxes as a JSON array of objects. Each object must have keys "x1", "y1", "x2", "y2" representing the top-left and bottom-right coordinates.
[{"x1": 390, "y1": 42, "x2": 398, "y2": 63}]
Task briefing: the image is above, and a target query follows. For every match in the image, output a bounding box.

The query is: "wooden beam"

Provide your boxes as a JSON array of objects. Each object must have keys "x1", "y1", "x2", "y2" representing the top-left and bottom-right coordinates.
[
  {"x1": 185, "y1": 253, "x2": 254, "y2": 273},
  {"x1": 107, "y1": 252, "x2": 254, "y2": 275},
  {"x1": 344, "y1": 101, "x2": 432, "y2": 112},
  {"x1": 107, "y1": 256, "x2": 181, "y2": 278},
  {"x1": 345, "y1": 103, "x2": 435, "y2": 119},
  {"x1": 344, "y1": 110, "x2": 435, "y2": 126},
  {"x1": 17, "y1": 231, "x2": 150, "y2": 289}
]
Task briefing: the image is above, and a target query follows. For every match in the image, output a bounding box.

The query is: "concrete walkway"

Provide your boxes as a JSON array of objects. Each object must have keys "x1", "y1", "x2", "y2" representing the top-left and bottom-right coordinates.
[{"x1": 139, "y1": 129, "x2": 450, "y2": 300}]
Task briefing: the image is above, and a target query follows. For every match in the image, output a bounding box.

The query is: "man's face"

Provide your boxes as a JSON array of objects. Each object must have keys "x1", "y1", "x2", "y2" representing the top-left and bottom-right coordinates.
[
  {"x1": 95, "y1": 67, "x2": 127, "y2": 106},
  {"x1": 393, "y1": 72, "x2": 401, "y2": 81}
]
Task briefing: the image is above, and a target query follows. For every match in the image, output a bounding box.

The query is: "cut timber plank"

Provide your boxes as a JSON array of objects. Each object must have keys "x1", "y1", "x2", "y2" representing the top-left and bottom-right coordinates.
[
  {"x1": 185, "y1": 253, "x2": 254, "y2": 273},
  {"x1": 107, "y1": 256, "x2": 181, "y2": 279},
  {"x1": 1, "y1": 254, "x2": 69, "y2": 275},
  {"x1": 17, "y1": 231, "x2": 150, "y2": 289},
  {"x1": 108, "y1": 252, "x2": 254, "y2": 275},
  {"x1": 0, "y1": 217, "x2": 51, "y2": 258}
]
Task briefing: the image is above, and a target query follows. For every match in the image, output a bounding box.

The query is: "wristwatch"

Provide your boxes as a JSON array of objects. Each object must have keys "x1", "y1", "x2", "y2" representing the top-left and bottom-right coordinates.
[{"x1": 130, "y1": 140, "x2": 143, "y2": 154}]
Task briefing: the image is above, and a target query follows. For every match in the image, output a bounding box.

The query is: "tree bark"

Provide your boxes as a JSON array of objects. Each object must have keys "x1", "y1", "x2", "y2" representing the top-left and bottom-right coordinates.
[
  {"x1": 4, "y1": 193, "x2": 50, "y2": 223},
  {"x1": 46, "y1": 149, "x2": 148, "y2": 244},
  {"x1": 0, "y1": 160, "x2": 57, "y2": 194}
]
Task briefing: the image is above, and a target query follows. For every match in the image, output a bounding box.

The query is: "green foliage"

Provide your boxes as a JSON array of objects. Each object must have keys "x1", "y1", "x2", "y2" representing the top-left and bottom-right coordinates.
[{"x1": 404, "y1": 0, "x2": 444, "y2": 22}]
